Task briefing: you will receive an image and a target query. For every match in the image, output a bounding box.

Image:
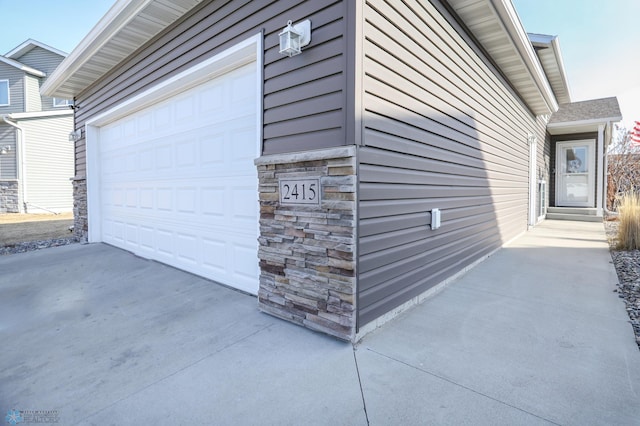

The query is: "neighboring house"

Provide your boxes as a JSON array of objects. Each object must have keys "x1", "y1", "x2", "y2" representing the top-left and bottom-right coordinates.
[
  {"x1": 0, "y1": 39, "x2": 74, "y2": 214},
  {"x1": 42, "y1": 0, "x2": 621, "y2": 341}
]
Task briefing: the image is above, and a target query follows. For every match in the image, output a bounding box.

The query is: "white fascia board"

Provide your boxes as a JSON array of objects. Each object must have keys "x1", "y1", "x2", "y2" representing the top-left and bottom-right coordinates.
[
  {"x1": 529, "y1": 33, "x2": 572, "y2": 104},
  {"x1": 0, "y1": 56, "x2": 46, "y2": 77},
  {"x1": 6, "y1": 39, "x2": 68, "y2": 59},
  {"x1": 493, "y1": 0, "x2": 559, "y2": 114},
  {"x1": 547, "y1": 116, "x2": 623, "y2": 135},
  {"x1": 7, "y1": 110, "x2": 74, "y2": 120},
  {"x1": 40, "y1": 0, "x2": 155, "y2": 98},
  {"x1": 549, "y1": 36, "x2": 571, "y2": 102}
]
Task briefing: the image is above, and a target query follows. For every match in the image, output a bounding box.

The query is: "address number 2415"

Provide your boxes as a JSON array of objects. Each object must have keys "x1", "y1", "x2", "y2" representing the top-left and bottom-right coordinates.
[{"x1": 279, "y1": 178, "x2": 320, "y2": 205}]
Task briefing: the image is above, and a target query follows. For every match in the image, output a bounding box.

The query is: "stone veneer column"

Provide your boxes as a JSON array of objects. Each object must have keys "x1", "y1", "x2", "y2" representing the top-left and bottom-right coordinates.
[
  {"x1": 72, "y1": 178, "x2": 88, "y2": 242},
  {"x1": 0, "y1": 180, "x2": 20, "y2": 213},
  {"x1": 254, "y1": 146, "x2": 357, "y2": 341}
]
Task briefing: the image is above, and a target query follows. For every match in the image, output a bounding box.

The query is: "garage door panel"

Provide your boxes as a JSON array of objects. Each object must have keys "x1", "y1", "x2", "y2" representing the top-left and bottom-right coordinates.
[{"x1": 96, "y1": 62, "x2": 259, "y2": 294}]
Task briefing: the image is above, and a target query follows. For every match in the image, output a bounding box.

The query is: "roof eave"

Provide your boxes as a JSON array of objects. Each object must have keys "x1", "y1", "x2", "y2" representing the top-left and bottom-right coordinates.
[
  {"x1": 529, "y1": 33, "x2": 571, "y2": 104},
  {"x1": 0, "y1": 56, "x2": 46, "y2": 77},
  {"x1": 6, "y1": 39, "x2": 68, "y2": 59},
  {"x1": 447, "y1": 0, "x2": 558, "y2": 116},
  {"x1": 41, "y1": 0, "x2": 203, "y2": 99},
  {"x1": 547, "y1": 116, "x2": 623, "y2": 135},
  {"x1": 491, "y1": 0, "x2": 558, "y2": 114}
]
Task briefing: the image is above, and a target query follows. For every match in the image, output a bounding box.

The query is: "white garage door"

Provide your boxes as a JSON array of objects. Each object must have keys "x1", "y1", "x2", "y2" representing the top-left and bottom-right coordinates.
[{"x1": 96, "y1": 62, "x2": 259, "y2": 294}]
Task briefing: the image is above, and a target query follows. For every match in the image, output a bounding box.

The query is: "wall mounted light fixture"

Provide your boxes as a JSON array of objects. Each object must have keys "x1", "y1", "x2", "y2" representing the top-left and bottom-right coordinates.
[
  {"x1": 0, "y1": 145, "x2": 11, "y2": 155},
  {"x1": 279, "y1": 20, "x2": 311, "y2": 57},
  {"x1": 68, "y1": 130, "x2": 82, "y2": 142}
]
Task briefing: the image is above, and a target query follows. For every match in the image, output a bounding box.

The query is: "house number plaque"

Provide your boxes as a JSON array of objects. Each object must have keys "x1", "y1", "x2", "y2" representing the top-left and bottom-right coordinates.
[{"x1": 279, "y1": 178, "x2": 321, "y2": 205}]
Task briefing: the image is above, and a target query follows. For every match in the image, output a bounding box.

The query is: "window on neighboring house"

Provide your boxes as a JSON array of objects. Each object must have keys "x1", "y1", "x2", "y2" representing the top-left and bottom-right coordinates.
[
  {"x1": 53, "y1": 98, "x2": 73, "y2": 107},
  {"x1": 0, "y1": 80, "x2": 9, "y2": 106}
]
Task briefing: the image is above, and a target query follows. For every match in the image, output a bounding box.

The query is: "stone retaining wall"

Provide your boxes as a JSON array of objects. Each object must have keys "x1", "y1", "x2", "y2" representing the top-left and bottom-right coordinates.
[
  {"x1": 0, "y1": 180, "x2": 20, "y2": 213},
  {"x1": 255, "y1": 146, "x2": 357, "y2": 341}
]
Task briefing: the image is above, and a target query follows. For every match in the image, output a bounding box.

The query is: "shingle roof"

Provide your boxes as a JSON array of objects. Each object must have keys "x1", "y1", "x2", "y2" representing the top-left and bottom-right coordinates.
[{"x1": 549, "y1": 97, "x2": 622, "y2": 124}]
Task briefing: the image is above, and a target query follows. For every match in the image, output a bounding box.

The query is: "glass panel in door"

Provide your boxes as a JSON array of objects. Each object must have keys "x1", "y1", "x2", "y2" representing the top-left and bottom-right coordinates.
[{"x1": 557, "y1": 142, "x2": 593, "y2": 206}]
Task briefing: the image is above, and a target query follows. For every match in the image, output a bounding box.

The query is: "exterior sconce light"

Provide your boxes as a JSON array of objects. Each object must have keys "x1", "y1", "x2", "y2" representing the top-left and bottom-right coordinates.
[
  {"x1": 279, "y1": 19, "x2": 311, "y2": 57},
  {"x1": 0, "y1": 145, "x2": 11, "y2": 155},
  {"x1": 68, "y1": 130, "x2": 82, "y2": 142}
]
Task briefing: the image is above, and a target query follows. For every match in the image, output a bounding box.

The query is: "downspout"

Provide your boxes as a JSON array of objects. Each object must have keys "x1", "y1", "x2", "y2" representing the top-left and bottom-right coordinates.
[{"x1": 1, "y1": 115, "x2": 27, "y2": 213}]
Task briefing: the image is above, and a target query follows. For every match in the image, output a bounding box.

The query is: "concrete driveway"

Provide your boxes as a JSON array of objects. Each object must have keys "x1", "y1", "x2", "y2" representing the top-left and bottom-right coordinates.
[{"x1": 1, "y1": 220, "x2": 640, "y2": 425}]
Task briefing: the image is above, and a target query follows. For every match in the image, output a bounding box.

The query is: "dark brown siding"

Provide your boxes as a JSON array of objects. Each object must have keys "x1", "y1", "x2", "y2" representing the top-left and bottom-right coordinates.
[
  {"x1": 74, "y1": 0, "x2": 348, "y2": 177},
  {"x1": 549, "y1": 132, "x2": 598, "y2": 207},
  {"x1": 357, "y1": 0, "x2": 547, "y2": 327}
]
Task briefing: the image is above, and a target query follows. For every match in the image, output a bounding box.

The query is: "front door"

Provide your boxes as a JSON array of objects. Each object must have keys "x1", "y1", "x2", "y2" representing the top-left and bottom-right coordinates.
[{"x1": 556, "y1": 140, "x2": 595, "y2": 207}]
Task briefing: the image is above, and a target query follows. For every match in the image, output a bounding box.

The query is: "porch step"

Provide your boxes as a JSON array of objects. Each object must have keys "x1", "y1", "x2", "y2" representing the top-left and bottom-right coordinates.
[{"x1": 546, "y1": 207, "x2": 602, "y2": 222}]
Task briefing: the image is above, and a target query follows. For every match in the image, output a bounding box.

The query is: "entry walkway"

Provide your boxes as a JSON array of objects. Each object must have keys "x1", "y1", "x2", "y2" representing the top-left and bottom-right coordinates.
[{"x1": 1, "y1": 220, "x2": 639, "y2": 425}]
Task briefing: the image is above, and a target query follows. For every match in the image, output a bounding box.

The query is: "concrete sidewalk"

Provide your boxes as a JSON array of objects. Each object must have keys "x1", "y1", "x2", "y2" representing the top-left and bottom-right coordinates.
[{"x1": 1, "y1": 220, "x2": 639, "y2": 425}]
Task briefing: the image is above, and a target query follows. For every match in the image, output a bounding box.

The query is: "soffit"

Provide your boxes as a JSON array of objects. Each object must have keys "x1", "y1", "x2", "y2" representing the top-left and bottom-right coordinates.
[
  {"x1": 529, "y1": 33, "x2": 571, "y2": 104},
  {"x1": 41, "y1": 0, "x2": 203, "y2": 99},
  {"x1": 446, "y1": 0, "x2": 558, "y2": 116}
]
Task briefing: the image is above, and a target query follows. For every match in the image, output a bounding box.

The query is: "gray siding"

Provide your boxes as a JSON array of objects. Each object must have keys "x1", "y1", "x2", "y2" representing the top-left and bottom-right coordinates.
[
  {"x1": 24, "y1": 74, "x2": 42, "y2": 112},
  {"x1": 0, "y1": 124, "x2": 17, "y2": 179},
  {"x1": 21, "y1": 115, "x2": 74, "y2": 212},
  {"x1": 13, "y1": 47, "x2": 67, "y2": 111},
  {"x1": 74, "y1": 0, "x2": 349, "y2": 178},
  {"x1": 357, "y1": 0, "x2": 547, "y2": 326},
  {"x1": 0, "y1": 63, "x2": 25, "y2": 114}
]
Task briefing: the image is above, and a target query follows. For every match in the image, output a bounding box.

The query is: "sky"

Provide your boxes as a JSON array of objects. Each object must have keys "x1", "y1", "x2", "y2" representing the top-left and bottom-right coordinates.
[{"x1": 1, "y1": 0, "x2": 639, "y2": 127}]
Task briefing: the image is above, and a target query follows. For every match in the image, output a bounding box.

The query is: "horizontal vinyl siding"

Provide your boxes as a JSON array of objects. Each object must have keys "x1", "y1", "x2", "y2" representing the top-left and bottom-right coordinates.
[
  {"x1": 357, "y1": 0, "x2": 544, "y2": 326},
  {"x1": 0, "y1": 63, "x2": 24, "y2": 114},
  {"x1": 22, "y1": 115, "x2": 74, "y2": 211},
  {"x1": 74, "y1": 0, "x2": 348, "y2": 178},
  {"x1": 0, "y1": 124, "x2": 17, "y2": 179},
  {"x1": 24, "y1": 75, "x2": 42, "y2": 112},
  {"x1": 14, "y1": 47, "x2": 67, "y2": 111}
]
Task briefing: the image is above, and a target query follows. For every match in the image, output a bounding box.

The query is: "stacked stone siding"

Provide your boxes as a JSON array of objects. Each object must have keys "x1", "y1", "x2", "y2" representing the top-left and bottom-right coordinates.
[
  {"x1": 72, "y1": 178, "x2": 88, "y2": 242},
  {"x1": 0, "y1": 180, "x2": 20, "y2": 213},
  {"x1": 255, "y1": 146, "x2": 357, "y2": 341}
]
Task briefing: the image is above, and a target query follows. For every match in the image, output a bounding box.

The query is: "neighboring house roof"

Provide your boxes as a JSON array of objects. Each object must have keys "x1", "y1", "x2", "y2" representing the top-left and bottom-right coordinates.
[
  {"x1": 529, "y1": 33, "x2": 571, "y2": 105},
  {"x1": 447, "y1": 0, "x2": 559, "y2": 116},
  {"x1": 41, "y1": 0, "x2": 203, "y2": 99},
  {"x1": 0, "y1": 56, "x2": 46, "y2": 77},
  {"x1": 5, "y1": 39, "x2": 68, "y2": 59},
  {"x1": 548, "y1": 97, "x2": 623, "y2": 135}
]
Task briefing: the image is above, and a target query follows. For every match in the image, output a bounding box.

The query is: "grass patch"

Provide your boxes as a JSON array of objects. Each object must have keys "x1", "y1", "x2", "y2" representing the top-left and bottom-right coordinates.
[{"x1": 616, "y1": 191, "x2": 640, "y2": 250}]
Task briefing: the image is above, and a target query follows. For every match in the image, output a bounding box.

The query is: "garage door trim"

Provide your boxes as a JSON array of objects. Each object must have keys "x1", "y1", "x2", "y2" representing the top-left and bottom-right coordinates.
[{"x1": 85, "y1": 33, "x2": 262, "y2": 244}]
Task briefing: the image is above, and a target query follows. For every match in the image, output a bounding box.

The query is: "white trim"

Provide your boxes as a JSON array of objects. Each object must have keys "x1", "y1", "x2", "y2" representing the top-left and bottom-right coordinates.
[
  {"x1": 53, "y1": 98, "x2": 73, "y2": 108},
  {"x1": 7, "y1": 110, "x2": 73, "y2": 119},
  {"x1": 596, "y1": 125, "x2": 605, "y2": 216},
  {"x1": 87, "y1": 34, "x2": 259, "y2": 127},
  {"x1": 0, "y1": 57, "x2": 46, "y2": 77},
  {"x1": 41, "y1": 0, "x2": 203, "y2": 98},
  {"x1": 492, "y1": 0, "x2": 558, "y2": 114},
  {"x1": 5, "y1": 39, "x2": 68, "y2": 59},
  {"x1": 537, "y1": 180, "x2": 547, "y2": 221},
  {"x1": 547, "y1": 117, "x2": 622, "y2": 135},
  {"x1": 0, "y1": 80, "x2": 9, "y2": 106},
  {"x1": 555, "y1": 139, "x2": 596, "y2": 207},
  {"x1": 86, "y1": 33, "x2": 262, "y2": 243},
  {"x1": 528, "y1": 134, "x2": 537, "y2": 227}
]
